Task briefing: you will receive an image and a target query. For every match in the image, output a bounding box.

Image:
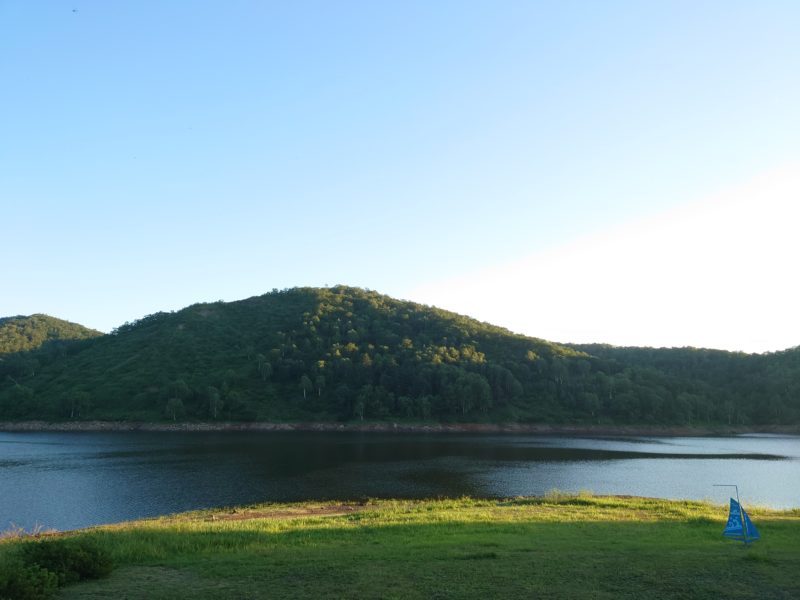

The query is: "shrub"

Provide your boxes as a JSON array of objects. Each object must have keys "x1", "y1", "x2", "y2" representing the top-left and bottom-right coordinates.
[
  {"x1": 0, "y1": 557, "x2": 58, "y2": 600},
  {"x1": 18, "y1": 538, "x2": 113, "y2": 585}
]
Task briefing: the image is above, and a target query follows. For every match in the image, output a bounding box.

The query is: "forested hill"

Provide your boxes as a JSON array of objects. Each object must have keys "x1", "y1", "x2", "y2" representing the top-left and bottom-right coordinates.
[
  {"x1": 0, "y1": 287, "x2": 797, "y2": 425},
  {"x1": 0, "y1": 314, "x2": 102, "y2": 355}
]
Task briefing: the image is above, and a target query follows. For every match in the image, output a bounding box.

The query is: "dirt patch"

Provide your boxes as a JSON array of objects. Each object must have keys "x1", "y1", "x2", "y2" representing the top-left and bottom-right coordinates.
[{"x1": 203, "y1": 504, "x2": 363, "y2": 522}]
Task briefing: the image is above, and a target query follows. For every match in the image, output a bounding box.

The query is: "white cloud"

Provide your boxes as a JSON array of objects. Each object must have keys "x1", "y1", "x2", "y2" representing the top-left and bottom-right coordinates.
[{"x1": 408, "y1": 163, "x2": 800, "y2": 353}]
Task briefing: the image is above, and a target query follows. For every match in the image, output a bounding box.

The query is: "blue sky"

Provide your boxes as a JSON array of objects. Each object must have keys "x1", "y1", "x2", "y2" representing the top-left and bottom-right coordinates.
[{"x1": 2, "y1": 1, "x2": 799, "y2": 352}]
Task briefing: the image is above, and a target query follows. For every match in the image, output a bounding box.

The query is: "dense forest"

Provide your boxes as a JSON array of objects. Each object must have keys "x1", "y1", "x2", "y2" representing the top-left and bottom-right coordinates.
[
  {"x1": 0, "y1": 286, "x2": 797, "y2": 425},
  {"x1": 0, "y1": 314, "x2": 101, "y2": 355}
]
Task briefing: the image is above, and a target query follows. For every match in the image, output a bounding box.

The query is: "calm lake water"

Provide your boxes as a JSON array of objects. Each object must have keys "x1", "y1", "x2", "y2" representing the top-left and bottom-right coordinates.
[{"x1": 1, "y1": 432, "x2": 798, "y2": 532}]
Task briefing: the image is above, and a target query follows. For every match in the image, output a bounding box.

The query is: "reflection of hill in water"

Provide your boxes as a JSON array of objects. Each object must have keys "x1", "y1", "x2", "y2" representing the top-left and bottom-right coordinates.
[
  {"x1": 1, "y1": 432, "x2": 798, "y2": 531},
  {"x1": 84, "y1": 434, "x2": 789, "y2": 478}
]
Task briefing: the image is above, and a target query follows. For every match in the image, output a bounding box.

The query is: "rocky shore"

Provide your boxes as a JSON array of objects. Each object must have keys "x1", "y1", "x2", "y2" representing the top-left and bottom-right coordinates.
[{"x1": 1, "y1": 420, "x2": 797, "y2": 436}]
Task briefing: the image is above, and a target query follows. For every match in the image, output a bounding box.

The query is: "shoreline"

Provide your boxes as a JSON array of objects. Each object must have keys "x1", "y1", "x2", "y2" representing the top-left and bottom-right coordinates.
[
  {"x1": 2, "y1": 496, "x2": 798, "y2": 599},
  {"x1": 1, "y1": 420, "x2": 798, "y2": 436}
]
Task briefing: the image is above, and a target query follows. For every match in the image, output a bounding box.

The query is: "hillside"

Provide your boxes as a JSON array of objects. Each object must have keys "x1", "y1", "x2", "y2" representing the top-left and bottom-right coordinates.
[
  {"x1": 0, "y1": 286, "x2": 797, "y2": 424},
  {"x1": 0, "y1": 314, "x2": 102, "y2": 355}
]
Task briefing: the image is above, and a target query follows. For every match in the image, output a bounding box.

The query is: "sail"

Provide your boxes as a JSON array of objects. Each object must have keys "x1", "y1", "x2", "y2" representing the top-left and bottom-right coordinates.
[{"x1": 723, "y1": 498, "x2": 760, "y2": 542}]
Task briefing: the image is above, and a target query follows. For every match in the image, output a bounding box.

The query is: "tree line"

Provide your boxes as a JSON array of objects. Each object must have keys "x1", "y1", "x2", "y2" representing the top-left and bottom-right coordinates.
[{"x1": 0, "y1": 287, "x2": 798, "y2": 425}]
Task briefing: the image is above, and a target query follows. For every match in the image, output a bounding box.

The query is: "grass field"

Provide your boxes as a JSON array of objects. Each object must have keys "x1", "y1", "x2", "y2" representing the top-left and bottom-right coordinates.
[{"x1": 3, "y1": 493, "x2": 799, "y2": 599}]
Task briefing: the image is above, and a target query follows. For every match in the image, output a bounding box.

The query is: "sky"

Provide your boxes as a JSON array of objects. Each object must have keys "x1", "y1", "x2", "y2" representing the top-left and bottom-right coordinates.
[{"x1": 1, "y1": 1, "x2": 798, "y2": 353}]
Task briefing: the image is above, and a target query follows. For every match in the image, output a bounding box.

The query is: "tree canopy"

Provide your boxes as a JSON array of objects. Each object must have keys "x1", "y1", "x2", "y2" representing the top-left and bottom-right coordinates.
[
  {"x1": 0, "y1": 314, "x2": 102, "y2": 355},
  {"x1": 0, "y1": 287, "x2": 797, "y2": 425}
]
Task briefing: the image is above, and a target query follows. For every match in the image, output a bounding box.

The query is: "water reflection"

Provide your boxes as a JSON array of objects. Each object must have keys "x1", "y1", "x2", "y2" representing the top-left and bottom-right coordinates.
[{"x1": 1, "y1": 432, "x2": 797, "y2": 531}]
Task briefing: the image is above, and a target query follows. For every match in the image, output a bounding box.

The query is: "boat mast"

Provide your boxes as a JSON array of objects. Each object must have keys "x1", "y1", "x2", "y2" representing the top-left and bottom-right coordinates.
[
  {"x1": 736, "y1": 485, "x2": 749, "y2": 544},
  {"x1": 713, "y1": 483, "x2": 748, "y2": 544}
]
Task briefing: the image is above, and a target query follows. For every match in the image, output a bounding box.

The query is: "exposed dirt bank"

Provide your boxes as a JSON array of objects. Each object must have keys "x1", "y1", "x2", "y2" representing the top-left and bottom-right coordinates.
[
  {"x1": 202, "y1": 503, "x2": 364, "y2": 523},
  {"x1": 1, "y1": 420, "x2": 797, "y2": 436}
]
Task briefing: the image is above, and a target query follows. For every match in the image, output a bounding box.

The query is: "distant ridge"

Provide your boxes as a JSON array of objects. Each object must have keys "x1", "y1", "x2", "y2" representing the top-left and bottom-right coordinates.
[
  {"x1": 0, "y1": 314, "x2": 102, "y2": 355},
  {"x1": 0, "y1": 286, "x2": 797, "y2": 425}
]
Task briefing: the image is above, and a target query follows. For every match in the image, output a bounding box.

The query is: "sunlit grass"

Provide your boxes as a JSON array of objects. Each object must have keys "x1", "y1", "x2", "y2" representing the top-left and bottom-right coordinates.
[{"x1": 2, "y1": 494, "x2": 798, "y2": 599}]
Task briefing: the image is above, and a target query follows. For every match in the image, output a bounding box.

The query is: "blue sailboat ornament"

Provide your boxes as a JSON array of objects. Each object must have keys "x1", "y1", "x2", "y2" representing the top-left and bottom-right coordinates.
[{"x1": 714, "y1": 484, "x2": 760, "y2": 544}]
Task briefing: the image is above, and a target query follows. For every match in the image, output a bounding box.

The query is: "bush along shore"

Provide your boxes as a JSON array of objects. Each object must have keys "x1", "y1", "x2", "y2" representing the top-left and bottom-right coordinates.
[
  {"x1": 1, "y1": 494, "x2": 799, "y2": 599},
  {"x1": 1, "y1": 420, "x2": 799, "y2": 436}
]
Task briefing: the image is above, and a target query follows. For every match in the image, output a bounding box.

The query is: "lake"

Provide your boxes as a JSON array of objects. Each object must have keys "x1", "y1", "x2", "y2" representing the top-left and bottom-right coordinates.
[{"x1": 1, "y1": 431, "x2": 798, "y2": 532}]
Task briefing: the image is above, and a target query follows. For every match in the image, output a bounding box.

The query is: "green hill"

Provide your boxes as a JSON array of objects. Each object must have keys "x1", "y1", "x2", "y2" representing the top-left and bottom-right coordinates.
[
  {"x1": 0, "y1": 314, "x2": 102, "y2": 355},
  {"x1": 0, "y1": 286, "x2": 797, "y2": 425}
]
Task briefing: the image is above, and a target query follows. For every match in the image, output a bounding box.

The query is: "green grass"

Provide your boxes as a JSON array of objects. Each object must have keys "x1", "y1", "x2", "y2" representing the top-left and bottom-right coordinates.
[{"x1": 3, "y1": 495, "x2": 799, "y2": 599}]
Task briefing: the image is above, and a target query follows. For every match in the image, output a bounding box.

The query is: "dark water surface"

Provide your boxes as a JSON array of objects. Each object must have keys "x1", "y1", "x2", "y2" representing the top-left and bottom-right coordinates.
[{"x1": 1, "y1": 432, "x2": 798, "y2": 531}]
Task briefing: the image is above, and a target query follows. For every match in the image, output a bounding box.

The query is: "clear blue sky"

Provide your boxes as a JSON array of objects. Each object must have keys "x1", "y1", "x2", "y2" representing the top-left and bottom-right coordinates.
[{"x1": 2, "y1": 1, "x2": 799, "y2": 351}]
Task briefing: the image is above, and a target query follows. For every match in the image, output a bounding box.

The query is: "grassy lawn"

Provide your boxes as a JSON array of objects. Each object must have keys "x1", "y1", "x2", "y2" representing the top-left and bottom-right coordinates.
[{"x1": 3, "y1": 494, "x2": 799, "y2": 599}]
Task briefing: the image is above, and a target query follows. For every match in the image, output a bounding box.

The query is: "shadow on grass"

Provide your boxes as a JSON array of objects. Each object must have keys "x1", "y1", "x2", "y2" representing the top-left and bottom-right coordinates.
[{"x1": 58, "y1": 517, "x2": 800, "y2": 600}]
